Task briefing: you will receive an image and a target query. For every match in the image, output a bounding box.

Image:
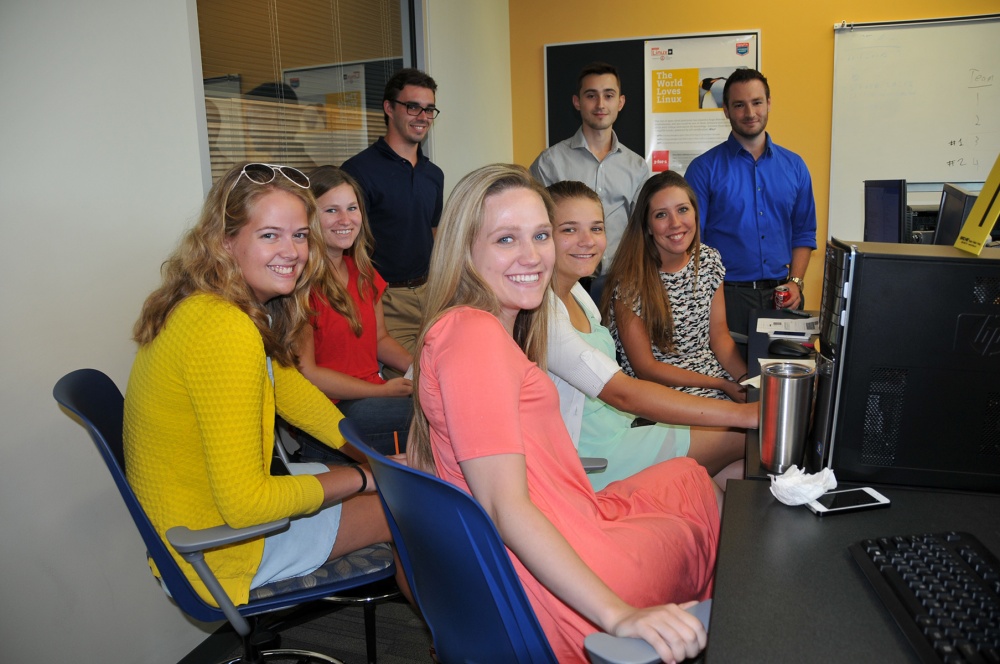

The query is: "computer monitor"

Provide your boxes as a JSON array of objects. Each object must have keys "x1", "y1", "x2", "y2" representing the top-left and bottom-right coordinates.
[
  {"x1": 863, "y1": 179, "x2": 907, "y2": 243},
  {"x1": 932, "y1": 183, "x2": 978, "y2": 246}
]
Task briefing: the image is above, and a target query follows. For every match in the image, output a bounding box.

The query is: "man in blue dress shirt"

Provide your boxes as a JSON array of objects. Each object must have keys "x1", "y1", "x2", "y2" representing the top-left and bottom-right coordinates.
[
  {"x1": 342, "y1": 69, "x2": 444, "y2": 367},
  {"x1": 685, "y1": 69, "x2": 817, "y2": 339}
]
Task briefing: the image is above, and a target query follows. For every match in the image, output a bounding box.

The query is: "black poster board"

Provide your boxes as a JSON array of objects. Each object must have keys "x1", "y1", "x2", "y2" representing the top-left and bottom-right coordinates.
[
  {"x1": 543, "y1": 39, "x2": 649, "y2": 155},
  {"x1": 543, "y1": 33, "x2": 760, "y2": 161}
]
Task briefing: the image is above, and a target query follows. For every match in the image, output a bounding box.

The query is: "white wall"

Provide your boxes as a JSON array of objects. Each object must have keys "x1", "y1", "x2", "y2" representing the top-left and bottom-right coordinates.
[
  {"x1": 0, "y1": 0, "x2": 511, "y2": 661},
  {"x1": 424, "y1": 0, "x2": 513, "y2": 201},
  {"x1": 0, "y1": 0, "x2": 215, "y2": 661}
]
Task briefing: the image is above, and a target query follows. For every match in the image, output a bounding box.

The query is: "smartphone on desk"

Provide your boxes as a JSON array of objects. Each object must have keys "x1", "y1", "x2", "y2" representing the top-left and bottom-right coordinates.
[{"x1": 806, "y1": 487, "x2": 890, "y2": 516}]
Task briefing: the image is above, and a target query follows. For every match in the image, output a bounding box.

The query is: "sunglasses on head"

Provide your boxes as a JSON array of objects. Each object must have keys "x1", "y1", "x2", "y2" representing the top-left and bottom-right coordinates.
[{"x1": 235, "y1": 163, "x2": 310, "y2": 189}]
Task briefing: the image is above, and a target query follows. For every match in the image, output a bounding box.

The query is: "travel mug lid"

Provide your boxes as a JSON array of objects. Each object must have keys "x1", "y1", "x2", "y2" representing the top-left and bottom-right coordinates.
[{"x1": 763, "y1": 363, "x2": 814, "y2": 378}]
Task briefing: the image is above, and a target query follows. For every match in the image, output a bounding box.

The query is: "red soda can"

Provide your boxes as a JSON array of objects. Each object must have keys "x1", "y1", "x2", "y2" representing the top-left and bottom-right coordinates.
[{"x1": 774, "y1": 285, "x2": 791, "y2": 309}]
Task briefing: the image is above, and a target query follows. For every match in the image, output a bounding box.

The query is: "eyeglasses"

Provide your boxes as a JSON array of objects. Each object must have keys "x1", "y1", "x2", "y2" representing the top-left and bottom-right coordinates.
[
  {"x1": 234, "y1": 163, "x2": 310, "y2": 189},
  {"x1": 390, "y1": 100, "x2": 441, "y2": 119}
]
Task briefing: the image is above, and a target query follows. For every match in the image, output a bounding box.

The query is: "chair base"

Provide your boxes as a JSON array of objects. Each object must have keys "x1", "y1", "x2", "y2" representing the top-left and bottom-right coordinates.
[{"x1": 221, "y1": 649, "x2": 343, "y2": 664}]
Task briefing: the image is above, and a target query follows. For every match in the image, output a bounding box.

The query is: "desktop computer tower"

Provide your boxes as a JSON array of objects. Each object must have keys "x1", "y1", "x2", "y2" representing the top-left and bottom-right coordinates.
[{"x1": 807, "y1": 239, "x2": 1000, "y2": 492}]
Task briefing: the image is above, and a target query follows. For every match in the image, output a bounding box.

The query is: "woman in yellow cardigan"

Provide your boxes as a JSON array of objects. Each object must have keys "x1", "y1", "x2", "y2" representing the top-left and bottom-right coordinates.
[{"x1": 124, "y1": 162, "x2": 398, "y2": 606}]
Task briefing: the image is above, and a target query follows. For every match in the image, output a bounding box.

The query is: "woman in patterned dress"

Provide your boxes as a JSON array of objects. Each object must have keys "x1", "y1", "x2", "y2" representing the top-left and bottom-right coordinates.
[{"x1": 601, "y1": 171, "x2": 748, "y2": 402}]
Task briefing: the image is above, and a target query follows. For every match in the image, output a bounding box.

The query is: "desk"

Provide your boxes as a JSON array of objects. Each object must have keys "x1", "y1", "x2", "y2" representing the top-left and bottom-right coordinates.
[{"x1": 706, "y1": 480, "x2": 1000, "y2": 663}]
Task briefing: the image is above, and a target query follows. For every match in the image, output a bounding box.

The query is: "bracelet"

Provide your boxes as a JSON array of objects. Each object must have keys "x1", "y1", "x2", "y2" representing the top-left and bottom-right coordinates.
[
  {"x1": 352, "y1": 464, "x2": 368, "y2": 493},
  {"x1": 736, "y1": 373, "x2": 748, "y2": 383}
]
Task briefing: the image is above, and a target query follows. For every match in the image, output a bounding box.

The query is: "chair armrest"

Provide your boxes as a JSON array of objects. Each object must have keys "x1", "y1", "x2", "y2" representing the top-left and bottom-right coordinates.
[
  {"x1": 165, "y1": 519, "x2": 290, "y2": 638},
  {"x1": 581, "y1": 457, "x2": 608, "y2": 472},
  {"x1": 584, "y1": 633, "x2": 660, "y2": 664},
  {"x1": 585, "y1": 600, "x2": 711, "y2": 664},
  {"x1": 166, "y1": 519, "x2": 289, "y2": 554}
]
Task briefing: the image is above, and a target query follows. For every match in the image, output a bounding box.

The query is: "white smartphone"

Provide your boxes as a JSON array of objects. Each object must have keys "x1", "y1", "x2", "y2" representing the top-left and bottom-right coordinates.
[{"x1": 805, "y1": 487, "x2": 890, "y2": 516}]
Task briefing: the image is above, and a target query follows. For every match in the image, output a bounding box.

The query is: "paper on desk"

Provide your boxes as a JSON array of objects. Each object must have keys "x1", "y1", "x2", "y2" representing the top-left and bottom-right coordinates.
[
  {"x1": 741, "y1": 358, "x2": 816, "y2": 388},
  {"x1": 756, "y1": 316, "x2": 819, "y2": 339}
]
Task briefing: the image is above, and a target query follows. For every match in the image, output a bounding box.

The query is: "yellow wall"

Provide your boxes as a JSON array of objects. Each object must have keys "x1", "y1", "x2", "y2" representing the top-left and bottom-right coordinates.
[{"x1": 508, "y1": 0, "x2": 997, "y2": 303}]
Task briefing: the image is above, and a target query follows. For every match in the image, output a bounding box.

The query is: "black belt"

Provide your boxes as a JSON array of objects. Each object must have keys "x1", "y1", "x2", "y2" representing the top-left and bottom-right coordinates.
[
  {"x1": 386, "y1": 275, "x2": 428, "y2": 289},
  {"x1": 724, "y1": 279, "x2": 786, "y2": 289}
]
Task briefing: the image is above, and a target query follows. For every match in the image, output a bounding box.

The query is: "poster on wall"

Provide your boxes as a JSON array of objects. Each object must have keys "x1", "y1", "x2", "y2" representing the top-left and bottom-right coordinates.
[{"x1": 644, "y1": 32, "x2": 759, "y2": 174}]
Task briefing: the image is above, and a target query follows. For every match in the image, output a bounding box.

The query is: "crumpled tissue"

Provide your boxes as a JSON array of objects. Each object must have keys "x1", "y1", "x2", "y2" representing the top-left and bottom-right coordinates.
[{"x1": 769, "y1": 465, "x2": 837, "y2": 506}]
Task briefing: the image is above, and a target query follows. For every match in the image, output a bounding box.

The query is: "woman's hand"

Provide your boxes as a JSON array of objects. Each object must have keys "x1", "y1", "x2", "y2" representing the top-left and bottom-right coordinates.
[
  {"x1": 379, "y1": 377, "x2": 413, "y2": 397},
  {"x1": 719, "y1": 379, "x2": 747, "y2": 403},
  {"x1": 608, "y1": 602, "x2": 707, "y2": 663}
]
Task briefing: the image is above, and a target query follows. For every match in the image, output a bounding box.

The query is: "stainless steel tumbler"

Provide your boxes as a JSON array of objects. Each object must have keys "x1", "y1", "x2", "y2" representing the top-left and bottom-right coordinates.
[{"x1": 759, "y1": 362, "x2": 815, "y2": 474}]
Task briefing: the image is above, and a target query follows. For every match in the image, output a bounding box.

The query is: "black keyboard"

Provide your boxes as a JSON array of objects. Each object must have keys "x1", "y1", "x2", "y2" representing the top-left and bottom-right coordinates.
[{"x1": 850, "y1": 532, "x2": 1000, "y2": 663}]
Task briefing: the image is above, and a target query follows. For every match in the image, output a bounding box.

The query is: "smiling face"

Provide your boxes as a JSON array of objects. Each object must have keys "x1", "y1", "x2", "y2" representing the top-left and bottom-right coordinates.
[
  {"x1": 552, "y1": 196, "x2": 606, "y2": 291},
  {"x1": 470, "y1": 187, "x2": 554, "y2": 333},
  {"x1": 315, "y1": 183, "x2": 362, "y2": 256},
  {"x1": 647, "y1": 186, "x2": 698, "y2": 271},
  {"x1": 225, "y1": 189, "x2": 310, "y2": 304},
  {"x1": 385, "y1": 84, "x2": 436, "y2": 146},
  {"x1": 573, "y1": 73, "x2": 625, "y2": 132},
  {"x1": 723, "y1": 79, "x2": 770, "y2": 142}
]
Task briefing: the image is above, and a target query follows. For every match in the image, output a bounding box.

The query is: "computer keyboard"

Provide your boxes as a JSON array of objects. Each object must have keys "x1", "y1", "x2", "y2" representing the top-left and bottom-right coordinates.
[{"x1": 850, "y1": 532, "x2": 1000, "y2": 663}]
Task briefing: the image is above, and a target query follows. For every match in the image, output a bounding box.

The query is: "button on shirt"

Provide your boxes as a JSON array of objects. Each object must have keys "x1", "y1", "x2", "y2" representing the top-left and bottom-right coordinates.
[
  {"x1": 685, "y1": 133, "x2": 817, "y2": 282},
  {"x1": 341, "y1": 137, "x2": 444, "y2": 284},
  {"x1": 530, "y1": 127, "x2": 650, "y2": 266}
]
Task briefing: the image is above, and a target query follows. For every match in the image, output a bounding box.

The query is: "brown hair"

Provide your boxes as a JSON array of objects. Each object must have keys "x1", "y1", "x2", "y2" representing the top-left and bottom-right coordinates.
[
  {"x1": 308, "y1": 165, "x2": 377, "y2": 336},
  {"x1": 599, "y1": 171, "x2": 701, "y2": 353}
]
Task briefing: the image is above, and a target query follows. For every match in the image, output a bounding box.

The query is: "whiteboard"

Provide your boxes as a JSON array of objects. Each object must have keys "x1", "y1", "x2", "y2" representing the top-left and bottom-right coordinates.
[{"x1": 829, "y1": 15, "x2": 1000, "y2": 241}]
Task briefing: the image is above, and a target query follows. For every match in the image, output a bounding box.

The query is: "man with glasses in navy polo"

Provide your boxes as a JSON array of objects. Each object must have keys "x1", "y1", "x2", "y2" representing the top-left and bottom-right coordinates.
[{"x1": 342, "y1": 68, "x2": 444, "y2": 371}]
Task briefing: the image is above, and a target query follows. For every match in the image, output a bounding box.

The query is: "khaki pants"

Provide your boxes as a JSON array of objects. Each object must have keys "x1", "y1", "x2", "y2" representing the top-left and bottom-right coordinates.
[{"x1": 381, "y1": 283, "x2": 428, "y2": 378}]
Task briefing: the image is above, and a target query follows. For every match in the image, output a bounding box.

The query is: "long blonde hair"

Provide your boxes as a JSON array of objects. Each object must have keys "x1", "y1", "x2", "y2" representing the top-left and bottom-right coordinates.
[
  {"x1": 308, "y1": 165, "x2": 377, "y2": 336},
  {"x1": 408, "y1": 164, "x2": 555, "y2": 472},
  {"x1": 600, "y1": 170, "x2": 701, "y2": 353},
  {"x1": 132, "y1": 162, "x2": 326, "y2": 367}
]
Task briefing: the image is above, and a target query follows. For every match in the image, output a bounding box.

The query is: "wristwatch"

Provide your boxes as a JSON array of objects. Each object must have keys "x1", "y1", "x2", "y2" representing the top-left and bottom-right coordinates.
[{"x1": 788, "y1": 277, "x2": 805, "y2": 291}]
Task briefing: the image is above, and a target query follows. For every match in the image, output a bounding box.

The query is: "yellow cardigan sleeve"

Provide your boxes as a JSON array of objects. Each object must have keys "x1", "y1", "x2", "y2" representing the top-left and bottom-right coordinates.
[{"x1": 272, "y1": 361, "x2": 346, "y2": 451}]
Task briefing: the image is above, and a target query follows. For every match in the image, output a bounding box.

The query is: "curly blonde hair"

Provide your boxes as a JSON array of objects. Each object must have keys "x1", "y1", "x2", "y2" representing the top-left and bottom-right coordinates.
[{"x1": 132, "y1": 162, "x2": 326, "y2": 367}]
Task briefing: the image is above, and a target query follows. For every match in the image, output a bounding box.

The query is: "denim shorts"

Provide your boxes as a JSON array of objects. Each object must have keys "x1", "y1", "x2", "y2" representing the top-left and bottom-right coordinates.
[{"x1": 250, "y1": 461, "x2": 342, "y2": 589}]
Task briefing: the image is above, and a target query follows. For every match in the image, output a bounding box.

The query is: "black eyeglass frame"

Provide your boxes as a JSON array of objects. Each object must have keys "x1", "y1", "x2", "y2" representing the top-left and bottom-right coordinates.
[{"x1": 390, "y1": 99, "x2": 441, "y2": 119}]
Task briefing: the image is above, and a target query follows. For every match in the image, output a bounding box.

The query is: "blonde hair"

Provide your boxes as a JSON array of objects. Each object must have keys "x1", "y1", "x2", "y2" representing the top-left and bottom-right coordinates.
[
  {"x1": 408, "y1": 164, "x2": 555, "y2": 472},
  {"x1": 132, "y1": 162, "x2": 326, "y2": 367},
  {"x1": 600, "y1": 171, "x2": 701, "y2": 353},
  {"x1": 308, "y1": 165, "x2": 377, "y2": 336}
]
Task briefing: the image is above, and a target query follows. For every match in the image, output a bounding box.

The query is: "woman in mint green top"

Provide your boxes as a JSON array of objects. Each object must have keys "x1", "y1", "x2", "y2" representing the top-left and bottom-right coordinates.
[{"x1": 545, "y1": 181, "x2": 757, "y2": 490}]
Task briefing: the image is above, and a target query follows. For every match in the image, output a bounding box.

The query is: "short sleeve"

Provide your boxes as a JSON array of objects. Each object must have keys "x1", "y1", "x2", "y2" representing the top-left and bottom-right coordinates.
[{"x1": 421, "y1": 308, "x2": 529, "y2": 462}]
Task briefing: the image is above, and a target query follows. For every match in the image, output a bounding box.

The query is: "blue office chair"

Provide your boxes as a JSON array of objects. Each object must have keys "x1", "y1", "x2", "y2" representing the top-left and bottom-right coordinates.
[
  {"x1": 54, "y1": 369, "x2": 398, "y2": 664},
  {"x1": 339, "y1": 419, "x2": 662, "y2": 664}
]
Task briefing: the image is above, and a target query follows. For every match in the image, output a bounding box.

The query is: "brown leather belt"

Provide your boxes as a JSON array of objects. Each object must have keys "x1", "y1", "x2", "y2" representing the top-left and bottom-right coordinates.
[{"x1": 386, "y1": 275, "x2": 428, "y2": 289}]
